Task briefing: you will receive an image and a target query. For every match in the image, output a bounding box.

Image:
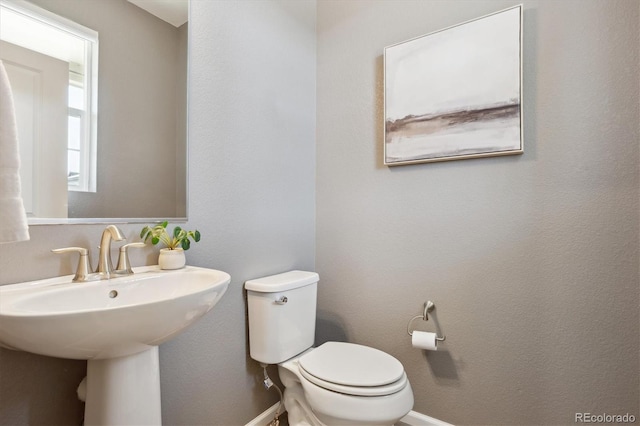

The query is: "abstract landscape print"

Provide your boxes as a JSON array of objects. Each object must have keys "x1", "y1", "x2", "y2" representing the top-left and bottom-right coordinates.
[{"x1": 384, "y1": 5, "x2": 523, "y2": 165}]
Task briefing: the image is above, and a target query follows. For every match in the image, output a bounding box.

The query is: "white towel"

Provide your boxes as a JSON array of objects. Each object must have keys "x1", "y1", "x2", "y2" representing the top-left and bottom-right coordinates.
[{"x1": 0, "y1": 60, "x2": 29, "y2": 243}]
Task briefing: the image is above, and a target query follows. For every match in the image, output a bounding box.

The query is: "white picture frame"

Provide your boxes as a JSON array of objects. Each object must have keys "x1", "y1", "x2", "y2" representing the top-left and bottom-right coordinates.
[{"x1": 384, "y1": 5, "x2": 523, "y2": 166}]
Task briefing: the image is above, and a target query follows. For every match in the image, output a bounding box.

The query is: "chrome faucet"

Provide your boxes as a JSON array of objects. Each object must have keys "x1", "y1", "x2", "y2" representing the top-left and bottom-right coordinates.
[
  {"x1": 96, "y1": 225, "x2": 126, "y2": 278},
  {"x1": 53, "y1": 225, "x2": 147, "y2": 282}
]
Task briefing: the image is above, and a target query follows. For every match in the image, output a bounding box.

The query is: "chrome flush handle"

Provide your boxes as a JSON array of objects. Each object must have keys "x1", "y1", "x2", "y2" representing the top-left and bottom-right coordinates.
[{"x1": 275, "y1": 296, "x2": 288, "y2": 305}]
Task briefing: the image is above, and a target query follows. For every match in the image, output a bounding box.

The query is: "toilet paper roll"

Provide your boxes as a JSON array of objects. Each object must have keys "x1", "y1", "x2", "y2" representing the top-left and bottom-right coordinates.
[{"x1": 412, "y1": 331, "x2": 438, "y2": 350}]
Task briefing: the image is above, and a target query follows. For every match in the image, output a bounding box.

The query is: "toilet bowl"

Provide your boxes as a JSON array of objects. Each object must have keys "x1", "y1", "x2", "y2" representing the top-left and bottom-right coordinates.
[
  {"x1": 278, "y1": 342, "x2": 414, "y2": 425},
  {"x1": 245, "y1": 271, "x2": 414, "y2": 426}
]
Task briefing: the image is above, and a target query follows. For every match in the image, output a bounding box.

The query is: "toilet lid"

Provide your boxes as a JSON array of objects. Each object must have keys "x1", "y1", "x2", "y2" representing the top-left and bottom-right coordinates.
[{"x1": 298, "y1": 342, "x2": 404, "y2": 388}]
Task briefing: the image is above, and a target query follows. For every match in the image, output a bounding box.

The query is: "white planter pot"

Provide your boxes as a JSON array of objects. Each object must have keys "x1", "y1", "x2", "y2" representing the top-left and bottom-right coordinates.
[{"x1": 158, "y1": 248, "x2": 185, "y2": 270}]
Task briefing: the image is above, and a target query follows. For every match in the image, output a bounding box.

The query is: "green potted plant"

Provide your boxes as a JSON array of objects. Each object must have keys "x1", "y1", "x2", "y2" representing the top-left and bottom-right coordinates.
[{"x1": 140, "y1": 221, "x2": 201, "y2": 269}]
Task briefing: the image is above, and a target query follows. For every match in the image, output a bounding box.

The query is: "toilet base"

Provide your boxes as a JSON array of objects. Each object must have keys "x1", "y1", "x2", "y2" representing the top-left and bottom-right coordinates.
[
  {"x1": 284, "y1": 382, "x2": 402, "y2": 426},
  {"x1": 283, "y1": 385, "x2": 321, "y2": 426}
]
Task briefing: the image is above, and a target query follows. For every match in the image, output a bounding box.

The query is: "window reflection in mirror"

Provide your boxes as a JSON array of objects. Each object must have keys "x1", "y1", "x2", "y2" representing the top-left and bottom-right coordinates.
[
  {"x1": 0, "y1": 0, "x2": 187, "y2": 223},
  {"x1": 1, "y1": 0, "x2": 98, "y2": 218},
  {"x1": 0, "y1": 2, "x2": 98, "y2": 217}
]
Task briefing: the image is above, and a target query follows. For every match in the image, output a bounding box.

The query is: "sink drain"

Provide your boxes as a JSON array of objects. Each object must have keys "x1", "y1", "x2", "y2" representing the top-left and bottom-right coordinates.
[{"x1": 108, "y1": 290, "x2": 118, "y2": 298}]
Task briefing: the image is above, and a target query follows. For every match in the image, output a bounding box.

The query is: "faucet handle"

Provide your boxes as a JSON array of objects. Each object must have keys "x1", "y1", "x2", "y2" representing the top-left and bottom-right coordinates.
[
  {"x1": 116, "y1": 242, "x2": 146, "y2": 274},
  {"x1": 52, "y1": 247, "x2": 92, "y2": 282}
]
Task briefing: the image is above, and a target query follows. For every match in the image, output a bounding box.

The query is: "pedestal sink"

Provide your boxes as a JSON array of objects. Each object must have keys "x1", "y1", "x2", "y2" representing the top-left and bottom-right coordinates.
[{"x1": 0, "y1": 265, "x2": 230, "y2": 425}]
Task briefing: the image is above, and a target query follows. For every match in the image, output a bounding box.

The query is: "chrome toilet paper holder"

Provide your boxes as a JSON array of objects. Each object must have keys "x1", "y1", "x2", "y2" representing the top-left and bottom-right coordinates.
[{"x1": 407, "y1": 300, "x2": 446, "y2": 342}]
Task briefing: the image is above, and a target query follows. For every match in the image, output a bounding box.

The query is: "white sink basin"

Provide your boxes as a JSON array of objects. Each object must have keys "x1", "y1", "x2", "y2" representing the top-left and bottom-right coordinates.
[
  {"x1": 0, "y1": 265, "x2": 230, "y2": 360},
  {"x1": 0, "y1": 264, "x2": 230, "y2": 425}
]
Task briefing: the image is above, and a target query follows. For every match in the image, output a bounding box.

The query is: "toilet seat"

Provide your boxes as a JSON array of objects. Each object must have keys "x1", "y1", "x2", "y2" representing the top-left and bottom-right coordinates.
[
  {"x1": 299, "y1": 366, "x2": 409, "y2": 397},
  {"x1": 298, "y1": 342, "x2": 408, "y2": 397}
]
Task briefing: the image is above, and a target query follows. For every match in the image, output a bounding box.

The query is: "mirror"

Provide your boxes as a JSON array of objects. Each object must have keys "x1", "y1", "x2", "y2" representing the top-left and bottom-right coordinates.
[{"x1": 0, "y1": 0, "x2": 188, "y2": 224}]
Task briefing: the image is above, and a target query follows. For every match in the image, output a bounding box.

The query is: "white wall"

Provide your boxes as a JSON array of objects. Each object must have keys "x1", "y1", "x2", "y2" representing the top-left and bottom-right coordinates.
[{"x1": 315, "y1": 0, "x2": 639, "y2": 424}]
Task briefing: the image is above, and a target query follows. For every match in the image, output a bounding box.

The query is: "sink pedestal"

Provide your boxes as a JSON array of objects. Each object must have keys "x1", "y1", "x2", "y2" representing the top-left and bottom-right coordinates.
[{"x1": 85, "y1": 347, "x2": 161, "y2": 425}]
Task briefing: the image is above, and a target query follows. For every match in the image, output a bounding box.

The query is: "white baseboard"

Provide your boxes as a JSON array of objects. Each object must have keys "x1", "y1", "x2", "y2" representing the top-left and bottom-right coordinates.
[
  {"x1": 398, "y1": 410, "x2": 453, "y2": 426},
  {"x1": 245, "y1": 404, "x2": 452, "y2": 426},
  {"x1": 245, "y1": 402, "x2": 281, "y2": 426}
]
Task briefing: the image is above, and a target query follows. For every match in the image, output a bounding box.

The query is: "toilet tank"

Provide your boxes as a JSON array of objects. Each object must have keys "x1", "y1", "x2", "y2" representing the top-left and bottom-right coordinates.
[{"x1": 245, "y1": 271, "x2": 319, "y2": 364}]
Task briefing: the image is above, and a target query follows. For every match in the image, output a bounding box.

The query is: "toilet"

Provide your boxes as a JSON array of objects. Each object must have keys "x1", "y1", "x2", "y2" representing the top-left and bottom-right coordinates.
[{"x1": 245, "y1": 271, "x2": 414, "y2": 426}]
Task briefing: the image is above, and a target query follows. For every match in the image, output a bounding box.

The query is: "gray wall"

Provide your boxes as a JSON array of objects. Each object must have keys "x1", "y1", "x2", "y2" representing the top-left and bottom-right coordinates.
[
  {"x1": 0, "y1": 0, "x2": 316, "y2": 425},
  {"x1": 1, "y1": 0, "x2": 638, "y2": 425},
  {"x1": 160, "y1": 0, "x2": 316, "y2": 424},
  {"x1": 315, "y1": 0, "x2": 639, "y2": 425},
  {"x1": 176, "y1": 22, "x2": 189, "y2": 218}
]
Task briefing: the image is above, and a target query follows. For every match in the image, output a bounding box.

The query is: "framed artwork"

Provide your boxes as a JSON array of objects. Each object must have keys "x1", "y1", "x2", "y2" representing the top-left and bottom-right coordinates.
[{"x1": 384, "y1": 5, "x2": 523, "y2": 166}]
